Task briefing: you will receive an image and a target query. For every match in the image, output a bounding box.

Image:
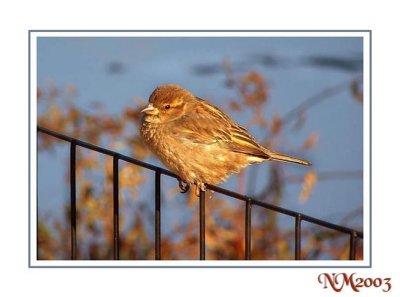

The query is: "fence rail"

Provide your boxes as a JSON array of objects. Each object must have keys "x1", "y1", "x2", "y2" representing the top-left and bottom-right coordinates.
[{"x1": 37, "y1": 126, "x2": 363, "y2": 261}]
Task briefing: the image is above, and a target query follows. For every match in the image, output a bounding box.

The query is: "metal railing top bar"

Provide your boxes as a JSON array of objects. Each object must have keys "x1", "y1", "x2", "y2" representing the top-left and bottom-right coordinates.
[
  {"x1": 206, "y1": 185, "x2": 363, "y2": 238},
  {"x1": 37, "y1": 126, "x2": 363, "y2": 243},
  {"x1": 37, "y1": 126, "x2": 175, "y2": 177}
]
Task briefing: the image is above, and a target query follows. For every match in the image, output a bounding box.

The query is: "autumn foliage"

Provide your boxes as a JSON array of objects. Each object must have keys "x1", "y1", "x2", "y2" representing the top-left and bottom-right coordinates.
[{"x1": 37, "y1": 67, "x2": 363, "y2": 260}]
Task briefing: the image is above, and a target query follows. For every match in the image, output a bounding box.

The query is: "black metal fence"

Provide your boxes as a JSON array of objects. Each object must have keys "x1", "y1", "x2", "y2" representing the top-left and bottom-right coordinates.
[{"x1": 37, "y1": 126, "x2": 363, "y2": 261}]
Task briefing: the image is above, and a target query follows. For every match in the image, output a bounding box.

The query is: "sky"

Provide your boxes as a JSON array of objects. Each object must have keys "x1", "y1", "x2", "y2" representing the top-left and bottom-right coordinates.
[{"x1": 37, "y1": 35, "x2": 364, "y2": 240}]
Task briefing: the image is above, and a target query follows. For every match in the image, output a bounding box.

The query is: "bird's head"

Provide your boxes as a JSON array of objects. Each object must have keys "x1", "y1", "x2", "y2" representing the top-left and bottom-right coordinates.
[{"x1": 141, "y1": 84, "x2": 194, "y2": 123}]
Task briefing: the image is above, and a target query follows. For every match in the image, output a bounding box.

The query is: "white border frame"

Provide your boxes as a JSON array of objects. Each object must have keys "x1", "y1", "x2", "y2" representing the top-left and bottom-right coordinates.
[{"x1": 29, "y1": 30, "x2": 371, "y2": 268}]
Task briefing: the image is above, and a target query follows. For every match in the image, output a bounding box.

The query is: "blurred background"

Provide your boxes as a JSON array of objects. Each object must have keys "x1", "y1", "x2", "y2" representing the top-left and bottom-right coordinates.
[{"x1": 37, "y1": 36, "x2": 363, "y2": 260}]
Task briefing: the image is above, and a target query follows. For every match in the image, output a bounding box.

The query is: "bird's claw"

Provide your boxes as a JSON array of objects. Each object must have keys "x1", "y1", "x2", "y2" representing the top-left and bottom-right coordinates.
[
  {"x1": 178, "y1": 179, "x2": 207, "y2": 197},
  {"x1": 178, "y1": 178, "x2": 190, "y2": 193},
  {"x1": 195, "y1": 182, "x2": 207, "y2": 197}
]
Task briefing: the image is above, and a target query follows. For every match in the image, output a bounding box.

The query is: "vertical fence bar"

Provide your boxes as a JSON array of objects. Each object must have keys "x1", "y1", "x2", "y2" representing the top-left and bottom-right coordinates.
[
  {"x1": 295, "y1": 214, "x2": 302, "y2": 260},
  {"x1": 199, "y1": 189, "x2": 206, "y2": 260},
  {"x1": 245, "y1": 199, "x2": 252, "y2": 260},
  {"x1": 113, "y1": 155, "x2": 120, "y2": 260},
  {"x1": 70, "y1": 141, "x2": 77, "y2": 260},
  {"x1": 155, "y1": 170, "x2": 161, "y2": 260},
  {"x1": 349, "y1": 231, "x2": 357, "y2": 260}
]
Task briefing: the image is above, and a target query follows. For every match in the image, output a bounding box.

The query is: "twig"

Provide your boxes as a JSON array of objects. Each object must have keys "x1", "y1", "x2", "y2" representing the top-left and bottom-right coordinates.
[{"x1": 280, "y1": 76, "x2": 362, "y2": 127}]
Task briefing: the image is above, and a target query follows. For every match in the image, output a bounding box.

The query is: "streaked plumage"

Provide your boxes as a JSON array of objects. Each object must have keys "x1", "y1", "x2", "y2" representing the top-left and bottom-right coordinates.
[{"x1": 140, "y1": 84, "x2": 311, "y2": 191}]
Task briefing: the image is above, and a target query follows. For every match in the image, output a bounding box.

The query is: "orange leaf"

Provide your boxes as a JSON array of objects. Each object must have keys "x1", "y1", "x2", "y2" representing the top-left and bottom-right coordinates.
[
  {"x1": 270, "y1": 113, "x2": 282, "y2": 135},
  {"x1": 350, "y1": 80, "x2": 363, "y2": 103},
  {"x1": 239, "y1": 71, "x2": 268, "y2": 107},
  {"x1": 302, "y1": 132, "x2": 319, "y2": 150},
  {"x1": 229, "y1": 101, "x2": 242, "y2": 111},
  {"x1": 299, "y1": 171, "x2": 318, "y2": 203}
]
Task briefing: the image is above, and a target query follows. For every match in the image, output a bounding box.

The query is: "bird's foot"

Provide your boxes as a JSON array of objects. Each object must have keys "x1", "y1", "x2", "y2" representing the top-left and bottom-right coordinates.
[
  {"x1": 195, "y1": 182, "x2": 207, "y2": 197},
  {"x1": 178, "y1": 178, "x2": 190, "y2": 193}
]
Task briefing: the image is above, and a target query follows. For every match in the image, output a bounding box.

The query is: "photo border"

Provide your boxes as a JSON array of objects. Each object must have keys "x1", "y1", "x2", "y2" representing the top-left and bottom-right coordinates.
[{"x1": 29, "y1": 30, "x2": 371, "y2": 268}]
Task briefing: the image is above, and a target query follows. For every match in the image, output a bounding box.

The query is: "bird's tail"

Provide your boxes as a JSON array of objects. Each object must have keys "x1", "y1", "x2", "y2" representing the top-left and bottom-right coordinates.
[{"x1": 269, "y1": 151, "x2": 311, "y2": 166}]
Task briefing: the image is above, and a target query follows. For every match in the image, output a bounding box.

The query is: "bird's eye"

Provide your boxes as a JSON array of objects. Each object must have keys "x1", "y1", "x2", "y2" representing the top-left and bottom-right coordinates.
[{"x1": 164, "y1": 105, "x2": 171, "y2": 110}]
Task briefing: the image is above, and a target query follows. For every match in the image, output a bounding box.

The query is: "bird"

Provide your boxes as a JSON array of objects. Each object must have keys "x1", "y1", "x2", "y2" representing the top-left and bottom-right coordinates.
[{"x1": 140, "y1": 84, "x2": 311, "y2": 194}]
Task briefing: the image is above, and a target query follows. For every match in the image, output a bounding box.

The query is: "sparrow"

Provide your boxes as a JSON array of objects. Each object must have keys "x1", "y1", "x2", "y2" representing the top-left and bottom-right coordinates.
[{"x1": 140, "y1": 84, "x2": 311, "y2": 193}]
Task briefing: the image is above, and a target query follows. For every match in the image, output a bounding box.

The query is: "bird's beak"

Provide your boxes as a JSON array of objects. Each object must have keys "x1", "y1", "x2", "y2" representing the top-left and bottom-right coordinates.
[{"x1": 141, "y1": 103, "x2": 159, "y2": 115}]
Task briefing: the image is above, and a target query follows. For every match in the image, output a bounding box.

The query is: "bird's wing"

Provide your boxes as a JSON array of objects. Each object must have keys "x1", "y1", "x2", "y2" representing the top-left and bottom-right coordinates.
[
  {"x1": 171, "y1": 99, "x2": 270, "y2": 159},
  {"x1": 227, "y1": 124, "x2": 270, "y2": 158},
  {"x1": 172, "y1": 112, "x2": 231, "y2": 143}
]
